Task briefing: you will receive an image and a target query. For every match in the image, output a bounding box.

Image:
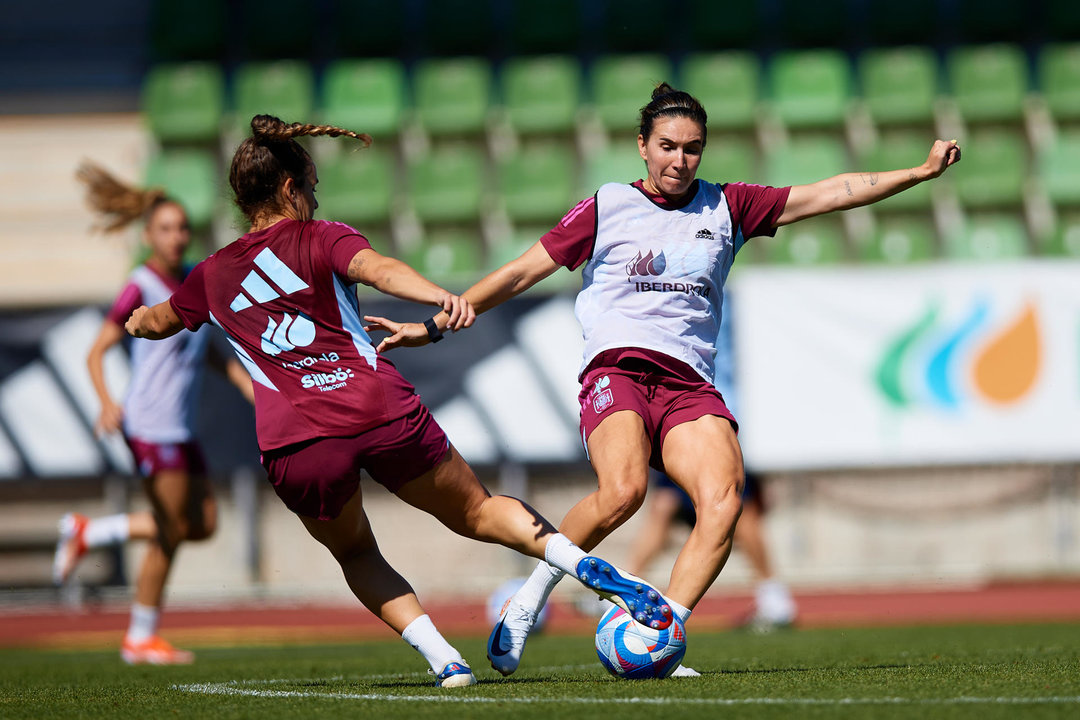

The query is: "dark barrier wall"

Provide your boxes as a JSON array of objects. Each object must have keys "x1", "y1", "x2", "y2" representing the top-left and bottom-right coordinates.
[{"x1": 0, "y1": 295, "x2": 573, "y2": 479}]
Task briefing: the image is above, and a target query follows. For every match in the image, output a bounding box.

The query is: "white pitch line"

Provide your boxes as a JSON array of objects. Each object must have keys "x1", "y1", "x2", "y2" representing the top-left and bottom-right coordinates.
[{"x1": 173, "y1": 681, "x2": 1080, "y2": 707}]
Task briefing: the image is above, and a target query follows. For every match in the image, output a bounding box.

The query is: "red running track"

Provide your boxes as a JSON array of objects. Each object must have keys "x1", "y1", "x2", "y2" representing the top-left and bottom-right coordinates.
[{"x1": 2, "y1": 581, "x2": 1078, "y2": 649}]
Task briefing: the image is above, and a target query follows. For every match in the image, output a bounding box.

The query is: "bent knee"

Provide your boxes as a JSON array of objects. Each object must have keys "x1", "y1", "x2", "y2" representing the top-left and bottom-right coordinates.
[
  {"x1": 694, "y1": 477, "x2": 744, "y2": 526},
  {"x1": 598, "y1": 479, "x2": 648, "y2": 525}
]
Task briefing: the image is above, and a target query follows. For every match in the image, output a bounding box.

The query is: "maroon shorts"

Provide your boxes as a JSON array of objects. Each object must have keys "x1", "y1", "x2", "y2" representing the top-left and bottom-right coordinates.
[
  {"x1": 578, "y1": 357, "x2": 737, "y2": 472},
  {"x1": 260, "y1": 403, "x2": 451, "y2": 521},
  {"x1": 125, "y1": 436, "x2": 208, "y2": 478}
]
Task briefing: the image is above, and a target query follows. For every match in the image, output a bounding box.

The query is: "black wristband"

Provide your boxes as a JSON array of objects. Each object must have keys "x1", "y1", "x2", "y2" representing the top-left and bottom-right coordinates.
[{"x1": 424, "y1": 317, "x2": 443, "y2": 343}]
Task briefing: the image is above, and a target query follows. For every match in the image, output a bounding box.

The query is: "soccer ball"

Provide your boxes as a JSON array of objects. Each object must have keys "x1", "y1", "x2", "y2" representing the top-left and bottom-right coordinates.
[
  {"x1": 595, "y1": 605, "x2": 686, "y2": 679},
  {"x1": 486, "y1": 577, "x2": 549, "y2": 631}
]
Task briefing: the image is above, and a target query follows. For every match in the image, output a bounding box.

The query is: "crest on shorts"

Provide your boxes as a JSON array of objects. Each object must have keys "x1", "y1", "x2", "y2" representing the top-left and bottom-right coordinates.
[{"x1": 592, "y1": 375, "x2": 614, "y2": 413}]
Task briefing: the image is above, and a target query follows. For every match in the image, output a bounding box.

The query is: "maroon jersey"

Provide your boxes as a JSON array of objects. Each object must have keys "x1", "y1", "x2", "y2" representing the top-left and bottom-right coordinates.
[{"x1": 170, "y1": 219, "x2": 420, "y2": 451}]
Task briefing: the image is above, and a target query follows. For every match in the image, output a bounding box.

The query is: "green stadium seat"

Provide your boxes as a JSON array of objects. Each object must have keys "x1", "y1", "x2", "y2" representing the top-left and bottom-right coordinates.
[
  {"x1": 952, "y1": 130, "x2": 1026, "y2": 208},
  {"x1": 501, "y1": 56, "x2": 581, "y2": 136},
  {"x1": 142, "y1": 63, "x2": 224, "y2": 144},
  {"x1": 859, "y1": 47, "x2": 938, "y2": 128},
  {"x1": 947, "y1": 45, "x2": 1028, "y2": 124},
  {"x1": 404, "y1": 230, "x2": 484, "y2": 286},
  {"x1": 583, "y1": 147, "x2": 646, "y2": 191},
  {"x1": 769, "y1": 49, "x2": 853, "y2": 129},
  {"x1": 766, "y1": 136, "x2": 849, "y2": 187},
  {"x1": 144, "y1": 149, "x2": 219, "y2": 231},
  {"x1": 322, "y1": 59, "x2": 406, "y2": 140},
  {"x1": 761, "y1": 217, "x2": 846, "y2": 265},
  {"x1": 859, "y1": 133, "x2": 935, "y2": 211},
  {"x1": 498, "y1": 144, "x2": 577, "y2": 224},
  {"x1": 697, "y1": 141, "x2": 758, "y2": 185},
  {"x1": 1039, "y1": 44, "x2": 1080, "y2": 123},
  {"x1": 860, "y1": 216, "x2": 936, "y2": 264},
  {"x1": 1038, "y1": 131, "x2": 1080, "y2": 206},
  {"x1": 413, "y1": 58, "x2": 492, "y2": 137},
  {"x1": 680, "y1": 52, "x2": 760, "y2": 131},
  {"x1": 591, "y1": 55, "x2": 675, "y2": 133},
  {"x1": 1041, "y1": 213, "x2": 1080, "y2": 257},
  {"x1": 507, "y1": 0, "x2": 581, "y2": 54},
  {"x1": 687, "y1": 0, "x2": 759, "y2": 51},
  {"x1": 945, "y1": 214, "x2": 1029, "y2": 261},
  {"x1": 313, "y1": 148, "x2": 394, "y2": 227},
  {"x1": 233, "y1": 62, "x2": 315, "y2": 135},
  {"x1": 408, "y1": 146, "x2": 486, "y2": 224}
]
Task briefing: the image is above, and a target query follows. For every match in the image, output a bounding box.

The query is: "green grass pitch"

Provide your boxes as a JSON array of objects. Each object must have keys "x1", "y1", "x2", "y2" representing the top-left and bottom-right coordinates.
[{"x1": 1, "y1": 623, "x2": 1078, "y2": 719}]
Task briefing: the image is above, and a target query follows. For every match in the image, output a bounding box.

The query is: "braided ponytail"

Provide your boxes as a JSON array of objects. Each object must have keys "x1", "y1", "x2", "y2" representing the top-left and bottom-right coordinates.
[
  {"x1": 249, "y1": 114, "x2": 373, "y2": 146},
  {"x1": 638, "y1": 83, "x2": 708, "y2": 144},
  {"x1": 76, "y1": 161, "x2": 171, "y2": 233},
  {"x1": 230, "y1": 114, "x2": 373, "y2": 225}
]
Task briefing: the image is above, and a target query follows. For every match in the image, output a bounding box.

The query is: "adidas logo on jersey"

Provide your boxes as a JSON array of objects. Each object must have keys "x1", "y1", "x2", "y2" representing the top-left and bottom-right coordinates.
[
  {"x1": 229, "y1": 248, "x2": 309, "y2": 312},
  {"x1": 695, "y1": 228, "x2": 714, "y2": 239}
]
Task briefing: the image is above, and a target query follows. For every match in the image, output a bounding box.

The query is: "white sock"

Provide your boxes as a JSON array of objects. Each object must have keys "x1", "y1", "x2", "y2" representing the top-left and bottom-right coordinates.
[
  {"x1": 84, "y1": 514, "x2": 130, "y2": 548},
  {"x1": 126, "y1": 602, "x2": 159, "y2": 643},
  {"x1": 542, "y1": 533, "x2": 587, "y2": 576},
  {"x1": 668, "y1": 598, "x2": 692, "y2": 625},
  {"x1": 514, "y1": 560, "x2": 564, "y2": 615},
  {"x1": 756, "y1": 579, "x2": 796, "y2": 622},
  {"x1": 401, "y1": 614, "x2": 463, "y2": 673}
]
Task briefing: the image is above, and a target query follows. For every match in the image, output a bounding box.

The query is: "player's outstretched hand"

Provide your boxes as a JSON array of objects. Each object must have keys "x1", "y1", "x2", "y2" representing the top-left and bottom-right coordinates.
[
  {"x1": 439, "y1": 293, "x2": 476, "y2": 332},
  {"x1": 125, "y1": 305, "x2": 151, "y2": 338},
  {"x1": 924, "y1": 139, "x2": 961, "y2": 179},
  {"x1": 363, "y1": 316, "x2": 431, "y2": 353}
]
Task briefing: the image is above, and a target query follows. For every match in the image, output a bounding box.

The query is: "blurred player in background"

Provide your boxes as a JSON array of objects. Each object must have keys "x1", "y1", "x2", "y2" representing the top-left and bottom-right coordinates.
[
  {"x1": 373, "y1": 82, "x2": 960, "y2": 676},
  {"x1": 621, "y1": 298, "x2": 797, "y2": 633},
  {"x1": 54, "y1": 163, "x2": 254, "y2": 665},
  {"x1": 125, "y1": 115, "x2": 675, "y2": 688}
]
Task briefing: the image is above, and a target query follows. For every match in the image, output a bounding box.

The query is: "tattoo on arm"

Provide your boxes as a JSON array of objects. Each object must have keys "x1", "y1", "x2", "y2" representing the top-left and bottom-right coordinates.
[
  {"x1": 860, "y1": 173, "x2": 880, "y2": 187},
  {"x1": 844, "y1": 180, "x2": 854, "y2": 197},
  {"x1": 348, "y1": 254, "x2": 365, "y2": 282},
  {"x1": 909, "y1": 172, "x2": 917, "y2": 181}
]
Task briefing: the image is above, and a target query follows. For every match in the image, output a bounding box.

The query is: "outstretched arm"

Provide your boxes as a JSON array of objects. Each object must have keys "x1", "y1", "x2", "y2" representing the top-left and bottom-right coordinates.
[
  {"x1": 347, "y1": 248, "x2": 475, "y2": 332},
  {"x1": 364, "y1": 241, "x2": 560, "y2": 352},
  {"x1": 125, "y1": 301, "x2": 184, "y2": 340},
  {"x1": 775, "y1": 139, "x2": 961, "y2": 227}
]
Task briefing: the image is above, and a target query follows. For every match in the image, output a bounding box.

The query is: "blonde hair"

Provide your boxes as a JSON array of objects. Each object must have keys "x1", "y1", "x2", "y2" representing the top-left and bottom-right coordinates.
[
  {"x1": 229, "y1": 114, "x2": 372, "y2": 224},
  {"x1": 75, "y1": 161, "x2": 171, "y2": 233}
]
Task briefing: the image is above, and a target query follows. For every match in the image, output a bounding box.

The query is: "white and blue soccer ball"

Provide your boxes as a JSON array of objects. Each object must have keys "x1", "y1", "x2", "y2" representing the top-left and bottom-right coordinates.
[
  {"x1": 595, "y1": 605, "x2": 686, "y2": 679},
  {"x1": 486, "y1": 577, "x2": 549, "y2": 631}
]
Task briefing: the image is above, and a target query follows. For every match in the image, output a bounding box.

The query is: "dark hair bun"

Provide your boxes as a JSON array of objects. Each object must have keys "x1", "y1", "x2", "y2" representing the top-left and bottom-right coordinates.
[
  {"x1": 251, "y1": 114, "x2": 290, "y2": 142},
  {"x1": 652, "y1": 82, "x2": 677, "y2": 100}
]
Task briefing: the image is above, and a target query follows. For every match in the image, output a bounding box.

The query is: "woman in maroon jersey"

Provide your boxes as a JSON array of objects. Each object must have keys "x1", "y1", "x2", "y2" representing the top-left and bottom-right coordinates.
[
  {"x1": 124, "y1": 115, "x2": 674, "y2": 687},
  {"x1": 370, "y1": 83, "x2": 960, "y2": 677}
]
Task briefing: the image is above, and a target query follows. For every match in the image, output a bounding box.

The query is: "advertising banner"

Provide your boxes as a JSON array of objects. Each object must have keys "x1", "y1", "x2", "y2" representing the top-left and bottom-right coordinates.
[{"x1": 733, "y1": 261, "x2": 1080, "y2": 470}]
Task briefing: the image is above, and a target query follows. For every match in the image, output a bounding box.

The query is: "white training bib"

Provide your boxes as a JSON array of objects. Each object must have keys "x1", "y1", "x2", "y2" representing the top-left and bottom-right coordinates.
[{"x1": 575, "y1": 181, "x2": 745, "y2": 382}]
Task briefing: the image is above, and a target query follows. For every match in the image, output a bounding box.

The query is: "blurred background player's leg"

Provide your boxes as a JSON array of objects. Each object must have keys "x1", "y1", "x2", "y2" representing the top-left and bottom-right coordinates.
[{"x1": 733, "y1": 472, "x2": 797, "y2": 631}]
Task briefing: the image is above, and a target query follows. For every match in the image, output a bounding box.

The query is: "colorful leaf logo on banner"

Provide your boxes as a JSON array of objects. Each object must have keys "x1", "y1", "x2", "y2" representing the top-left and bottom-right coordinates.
[
  {"x1": 875, "y1": 301, "x2": 1041, "y2": 410},
  {"x1": 875, "y1": 302, "x2": 939, "y2": 408},
  {"x1": 971, "y1": 303, "x2": 1041, "y2": 404}
]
